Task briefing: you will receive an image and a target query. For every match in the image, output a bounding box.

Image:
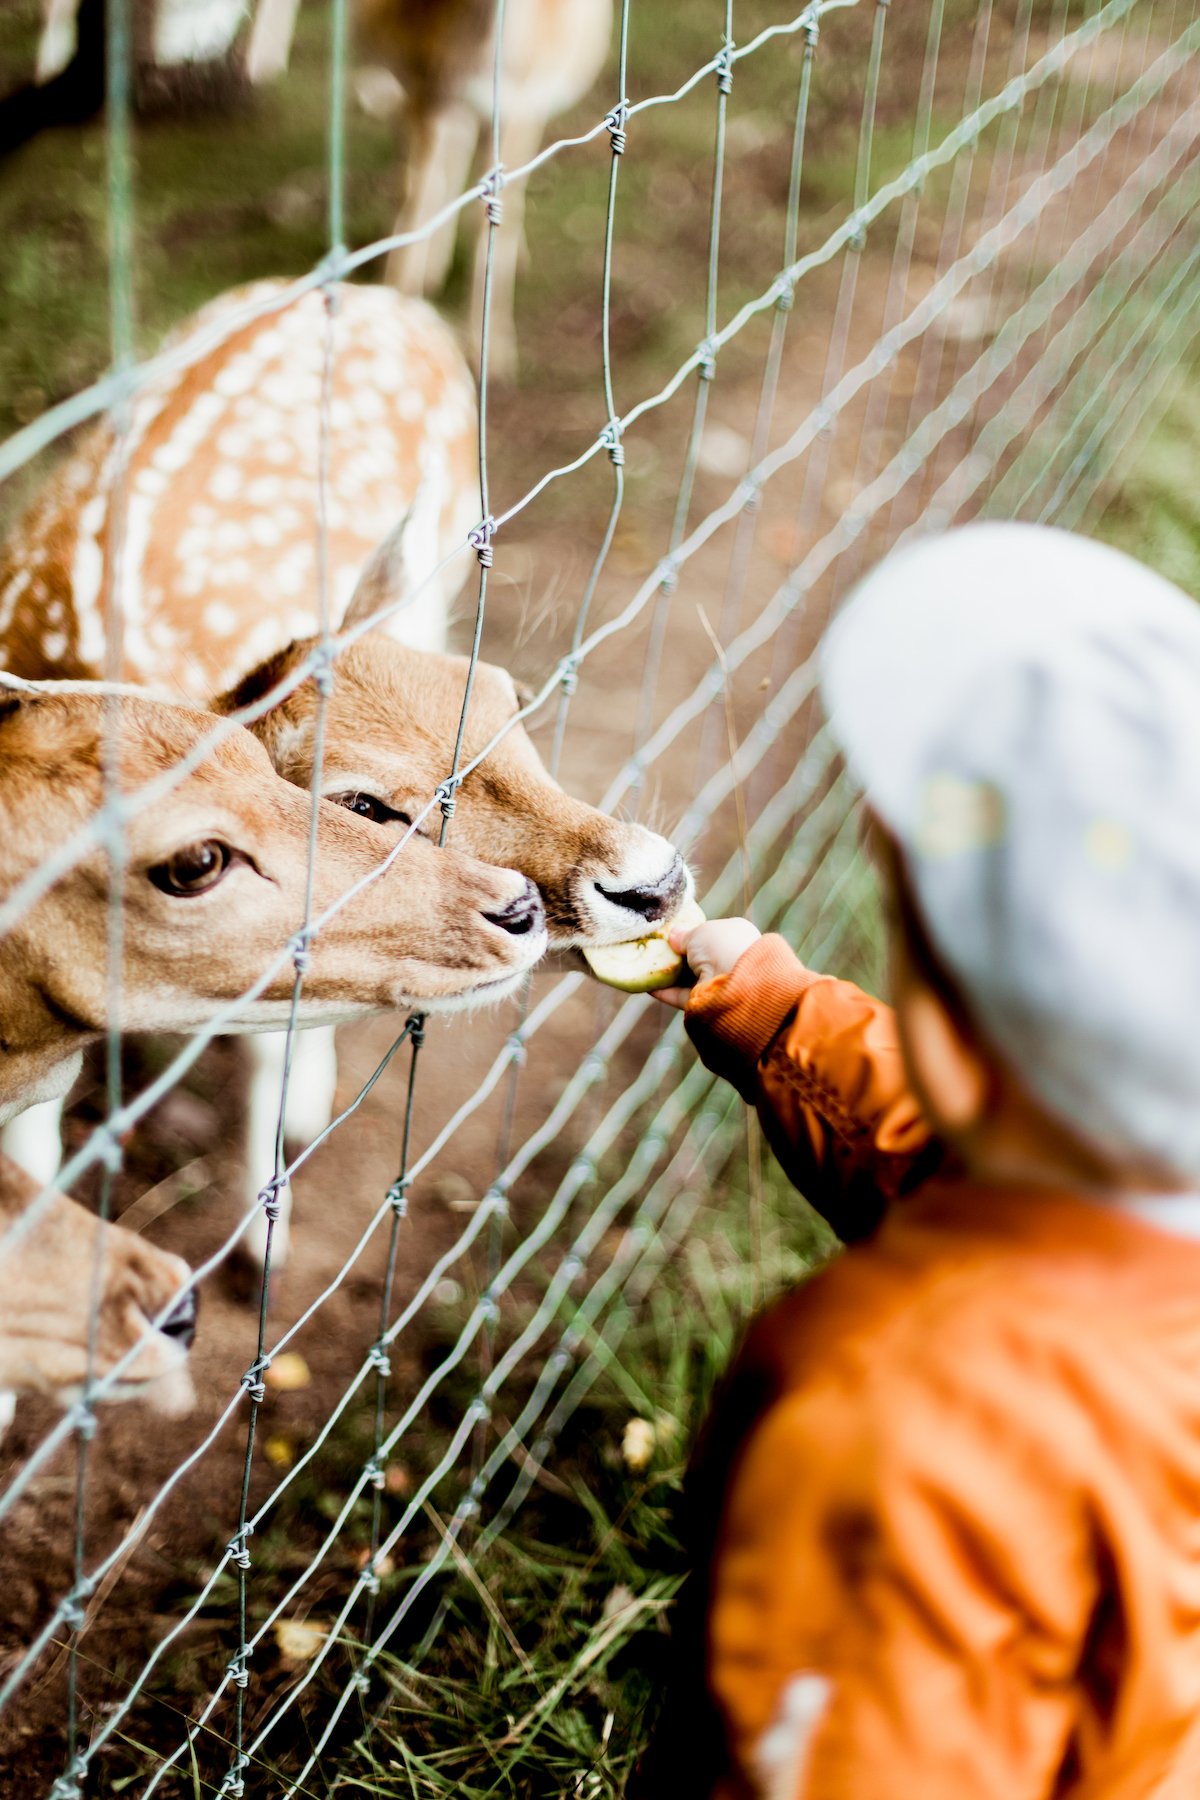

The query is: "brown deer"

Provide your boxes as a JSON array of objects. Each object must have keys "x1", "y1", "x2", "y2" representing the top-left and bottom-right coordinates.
[
  {"x1": 3, "y1": 1, "x2": 249, "y2": 157},
  {"x1": 0, "y1": 683, "x2": 546, "y2": 1216},
  {"x1": 0, "y1": 279, "x2": 477, "y2": 700},
  {"x1": 0, "y1": 1151, "x2": 198, "y2": 1442},
  {"x1": 245, "y1": 0, "x2": 614, "y2": 377},
  {"x1": 0, "y1": 279, "x2": 689, "y2": 1268}
]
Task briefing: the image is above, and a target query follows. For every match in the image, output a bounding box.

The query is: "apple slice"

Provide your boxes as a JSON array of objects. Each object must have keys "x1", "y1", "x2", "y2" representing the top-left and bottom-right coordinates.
[{"x1": 582, "y1": 899, "x2": 706, "y2": 994}]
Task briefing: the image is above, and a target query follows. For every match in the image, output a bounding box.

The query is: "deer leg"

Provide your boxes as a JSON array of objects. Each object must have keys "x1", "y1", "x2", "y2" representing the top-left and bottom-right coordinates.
[
  {"x1": 239, "y1": 1026, "x2": 340, "y2": 1274},
  {"x1": 468, "y1": 112, "x2": 545, "y2": 384},
  {"x1": 386, "y1": 102, "x2": 480, "y2": 297},
  {"x1": 244, "y1": 0, "x2": 302, "y2": 85},
  {"x1": 242, "y1": 1032, "x2": 293, "y2": 1271},
  {"x1": 1, "y1": 1097, "x2": 65, "y2": 1190},
  {"x1": 35, "y1": 0, "x2": 81, "y2": 82},
  {"x1": 283, "y1": 1027, "x2": 339, "y2": 1150}
]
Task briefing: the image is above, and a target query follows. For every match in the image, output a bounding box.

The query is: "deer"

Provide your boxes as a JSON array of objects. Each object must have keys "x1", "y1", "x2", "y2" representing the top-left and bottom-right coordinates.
[
  {"x1": 0, "y1": 1150, "x2": 198, "y2": 1443},
  {"x1": 2, "y1": 1, "x2": 249, "y2": 157},
  {"x1": 245, "y1": 0, "x2": 614, "y2": 379},
  {"x1": 0, "y1": 278, "x2": 690, "y2": 1271},
  {"x1": 0, "y1": 682, "x2": 547, "y2": 1246}
]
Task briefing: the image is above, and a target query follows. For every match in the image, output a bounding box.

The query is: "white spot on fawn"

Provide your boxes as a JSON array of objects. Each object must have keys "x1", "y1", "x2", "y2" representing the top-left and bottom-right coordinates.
[
  {"x1": 210, "y1": 464, "x2": 243, "y2": 503},
  {"x1": 204, "y1": 601, "x2": 239, "y2": 636}
]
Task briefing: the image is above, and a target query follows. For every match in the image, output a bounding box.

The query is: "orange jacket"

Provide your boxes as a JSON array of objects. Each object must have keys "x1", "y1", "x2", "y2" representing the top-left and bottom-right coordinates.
[{"x1": 678, "y1": 935, "x2": 1200, "y2": 1800}]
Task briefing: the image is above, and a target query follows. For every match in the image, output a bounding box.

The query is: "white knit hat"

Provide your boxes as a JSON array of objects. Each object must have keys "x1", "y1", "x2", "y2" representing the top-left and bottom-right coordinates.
[{"x1": 821, "y1": 522, "x2": 1200, "y2": 1179}]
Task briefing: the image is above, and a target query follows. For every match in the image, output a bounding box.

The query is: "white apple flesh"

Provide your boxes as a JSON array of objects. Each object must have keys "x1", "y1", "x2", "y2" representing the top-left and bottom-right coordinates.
[{"x1": 582, "y1": 899, "x2": 706, "y2": 993}]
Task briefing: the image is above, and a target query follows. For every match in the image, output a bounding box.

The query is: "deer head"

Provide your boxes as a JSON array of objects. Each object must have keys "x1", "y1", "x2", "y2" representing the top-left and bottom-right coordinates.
[
  {"x1": 219, "y1": 632, "x2": 692, "y2": 951},
  {"x1": 0, "y1": 1153, "x2": 197, "y2": 1423},
  {"x1": 0, "y1": 686, "x2": 547, "y2": 1122}
]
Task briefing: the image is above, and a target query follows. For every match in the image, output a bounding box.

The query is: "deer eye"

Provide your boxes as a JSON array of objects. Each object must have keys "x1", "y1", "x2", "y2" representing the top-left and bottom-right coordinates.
[
  {"x1": 148, "y1": 840, "x2": 234, "y2": 896},
  {"x1": 330, "y1": 791, "x2": 412, "y2": 828}
]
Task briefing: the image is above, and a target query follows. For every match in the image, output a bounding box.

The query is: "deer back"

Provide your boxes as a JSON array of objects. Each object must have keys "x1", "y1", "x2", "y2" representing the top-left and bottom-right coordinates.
[{"x1": 0, "y1": 279, "x2": 479, "y2": 701}]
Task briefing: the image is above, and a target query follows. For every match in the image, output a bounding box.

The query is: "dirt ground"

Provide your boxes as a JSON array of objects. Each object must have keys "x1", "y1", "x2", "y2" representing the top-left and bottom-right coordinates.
[{"x1": 0, "y1": 2, "x2": 1192, "y2": 1789}]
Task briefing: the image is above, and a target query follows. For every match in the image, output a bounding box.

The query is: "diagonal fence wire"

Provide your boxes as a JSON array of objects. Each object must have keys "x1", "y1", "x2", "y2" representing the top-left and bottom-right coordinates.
[{"x1": 0, "y1": 0, "x2": 1196, "y2": 1791}]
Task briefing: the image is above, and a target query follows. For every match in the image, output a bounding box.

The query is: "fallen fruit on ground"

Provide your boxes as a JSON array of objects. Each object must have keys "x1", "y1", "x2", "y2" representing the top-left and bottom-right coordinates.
[{"x1": 582, "y1": 898, "x2": 706, "y2": 993}]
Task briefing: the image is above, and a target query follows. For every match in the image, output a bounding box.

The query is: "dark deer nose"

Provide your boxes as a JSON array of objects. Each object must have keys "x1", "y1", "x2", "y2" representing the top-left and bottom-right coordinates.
[
  {"x1": 484, "y1": 877, "x2": 544, "y2": 937},
  {"x1": 595, "y1": 856, "x2": 687, "y2": 923},
  {"x1": 159, "y1": 1285, "x2": 198, "y2": 1349}
]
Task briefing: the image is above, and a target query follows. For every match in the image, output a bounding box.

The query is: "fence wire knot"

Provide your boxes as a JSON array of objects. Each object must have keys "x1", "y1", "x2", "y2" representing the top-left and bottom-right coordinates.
[
  {"x1": 716, "y1": 43, "x2": 735, "y2": 95},
  {"x1": 506, "y1": 1029, "x2": 528, "y2": 1067},
  {"x1": 288, "y1": 931, "x2": 313, "y2": 976},
  {"x1": 435, "y1": 776, "x2": 460, "y2": 820},
  {"x1": 409, "y1": 1013, "x2": 427, "y2": 1050},
  {"x1": 368, "y1": 1344, "x2": 392, "y2": 1379},
  {"x1": 227, "y1": 1526, "x2": 253, "y2": 1571},
  {"x1": 218, "y1": 1752, "x2": 251, "y2": 1797},
  {"x1": 61, "y1": 1575, "x2": 95, "y2": 1632},
  {"x1": 363, "y1": 1453, "x2": 387, "y2": 1490},
  {"x1": 469, "y1": 514, "x2": 496, "y2": 567},
  {"x1": 359, "y1": 1567, "x2": 380, "y2": 1596},
  {"x1": 94, "y1": 1124, "x2": 124, "y2": 1175},
  {"x1": 698, "y1": 338, "x2": 718, "y2": 381},
  {"x1": 311, "y1": 641, "x2": 335, "y2": 698},
  {"x1": 49, "y1": 1761, "x2": 87, "y2": 1800},
  {"x1": 226, "y1": 1651, "x2": 251, "y2": 1691},
  {"x1": 600, "y1": 419, "x2": 625, "y2": 466},
  {"x1": 484, "y1": 1184, "x2": 509, "y2": 1219},
  {"x1": 386, "y1": 1175, "x2": 411, "y2": 1216},
  {"x1": 258, "y1": 1174, "x2": 287, "y2": 1220},
  {"x1": 558, "y1": 655, "x2": 580, "y2": 697},
  {"x1": 605, "y1": 100, "x2": 629, "y2": 155},
  {"x1": 658, "y1": 555, "x2": 679, "y2": 596},
  {"x1": 241, "y1": 1356, "x2": 271, "y2": 1404},
  {"x1": 480, "y1": 167, "x2": 505, "y2": 227},
  {"x1": 74, "y1": 1406, "x2": 98, "y2": 1443}
]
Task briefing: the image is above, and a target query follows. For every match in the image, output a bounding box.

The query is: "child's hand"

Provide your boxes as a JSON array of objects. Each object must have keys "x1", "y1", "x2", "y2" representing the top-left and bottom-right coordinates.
[{"x1": 652, "y1": 917, "x2": 762, "y2": 1010}]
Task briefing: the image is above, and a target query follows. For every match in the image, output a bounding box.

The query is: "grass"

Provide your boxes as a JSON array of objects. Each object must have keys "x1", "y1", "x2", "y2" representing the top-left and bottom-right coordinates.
[
  {"x1": 1092, "y1": 341, "x2": 1200, "y2": 597},
  {"x1": 90, "y1": 1151, "x2": 834, "y2": 1795},
  {"x1": 287, "y1": 1160, "x2": 832, "y2": 1797}
]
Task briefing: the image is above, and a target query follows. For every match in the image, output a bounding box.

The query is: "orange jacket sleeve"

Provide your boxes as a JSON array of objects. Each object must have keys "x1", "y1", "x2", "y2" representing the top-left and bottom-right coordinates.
[{"x1": 683, "y1": 935, "x2": 942, "y2": 1240}]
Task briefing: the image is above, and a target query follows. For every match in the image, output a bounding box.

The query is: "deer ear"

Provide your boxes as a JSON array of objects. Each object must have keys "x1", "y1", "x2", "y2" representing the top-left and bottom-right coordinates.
[{"x1": 340, "y1": 511, "x2": 414, "y2": 632}]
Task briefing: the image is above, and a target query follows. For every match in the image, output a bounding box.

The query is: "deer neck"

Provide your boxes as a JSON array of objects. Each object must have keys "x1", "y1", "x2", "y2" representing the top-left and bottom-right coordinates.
[{"x1": 0, "y1": 965, "x2": 91, "y2": 1126}]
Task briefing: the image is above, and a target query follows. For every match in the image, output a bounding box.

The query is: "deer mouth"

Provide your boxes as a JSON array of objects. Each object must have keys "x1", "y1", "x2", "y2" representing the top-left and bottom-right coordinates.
[
  {"x1": 423, "y1": 963, "x2": 540, "y2": 1013},
  {"x1": 551, "y1": 848, "x2": 692, "y2": 948}
]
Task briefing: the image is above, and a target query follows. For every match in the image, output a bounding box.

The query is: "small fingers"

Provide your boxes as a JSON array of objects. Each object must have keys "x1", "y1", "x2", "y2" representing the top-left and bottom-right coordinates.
[{"x1": 650, "y1": 984, "x2": 692, "y2": 1011}]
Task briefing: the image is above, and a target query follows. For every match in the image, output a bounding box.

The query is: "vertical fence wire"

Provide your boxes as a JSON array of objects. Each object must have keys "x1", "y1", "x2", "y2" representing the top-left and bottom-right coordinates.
[{"x1": 56, "y1": 0, "x2": 138, "y2": 1789}]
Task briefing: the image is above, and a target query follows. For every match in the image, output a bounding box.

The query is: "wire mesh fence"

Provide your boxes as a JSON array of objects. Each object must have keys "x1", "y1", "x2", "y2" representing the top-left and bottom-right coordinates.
[{"x1": 0, "y1": 0, "x2": 1197, "y2": 1790}]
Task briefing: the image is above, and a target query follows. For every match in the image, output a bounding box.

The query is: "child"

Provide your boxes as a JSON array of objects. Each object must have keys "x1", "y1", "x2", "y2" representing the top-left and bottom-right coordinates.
[{"x1": 650, "y1": 523, "x2": 1200, "y2": 1799}]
